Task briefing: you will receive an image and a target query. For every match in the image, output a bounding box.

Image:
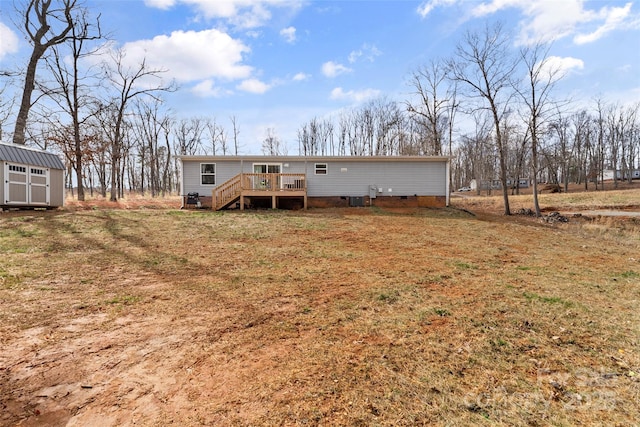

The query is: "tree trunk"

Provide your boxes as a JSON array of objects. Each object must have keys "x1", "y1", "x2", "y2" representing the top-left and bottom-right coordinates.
[{"x1": 13, "y1": 46, "x2": 46, "y2": 144}]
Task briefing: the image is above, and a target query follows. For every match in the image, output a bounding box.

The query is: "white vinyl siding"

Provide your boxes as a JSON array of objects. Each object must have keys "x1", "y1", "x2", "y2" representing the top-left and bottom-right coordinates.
[
  {"x1": 305, "y1": 161, "x2": 446, "y2": 197},
  {"x1": 179, "y1": 156, "x2": 448, "y2": 199}
]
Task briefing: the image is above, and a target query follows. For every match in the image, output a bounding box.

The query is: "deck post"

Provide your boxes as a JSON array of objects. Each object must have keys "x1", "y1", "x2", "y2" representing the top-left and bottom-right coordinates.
[
  {"x1": 240, "y1": 194, "x2": 245, "y2": 211},
  {"x1": 303, "y1": 194, "x2": 307, "y2": 210},
  {"x1": 272, "y1": 195, "x2": 277, "y2": 209}
]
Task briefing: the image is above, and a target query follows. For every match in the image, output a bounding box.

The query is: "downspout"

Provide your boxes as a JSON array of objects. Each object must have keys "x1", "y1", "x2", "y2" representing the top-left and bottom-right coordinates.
[
  {"x1": 178, "y1": 157, "x2": 184, "y2": 209},
  {"x1": 445, "y1": 158, "x2": 450, "y2": 207}
]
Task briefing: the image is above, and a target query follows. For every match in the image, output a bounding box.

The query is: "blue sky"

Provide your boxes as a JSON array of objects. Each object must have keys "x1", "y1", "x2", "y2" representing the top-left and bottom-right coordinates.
[{"x1": 1, "y1": 0, "x2": 639, "y2": 153}]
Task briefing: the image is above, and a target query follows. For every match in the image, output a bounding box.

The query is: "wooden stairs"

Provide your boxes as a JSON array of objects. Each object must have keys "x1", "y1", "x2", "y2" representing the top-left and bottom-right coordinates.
[
  {"x1": 213, "y1": 173, "x2": 307, "y2": 211},
  {"x1": 214, "y1": 174, "x2": 243, "y2": 210}
]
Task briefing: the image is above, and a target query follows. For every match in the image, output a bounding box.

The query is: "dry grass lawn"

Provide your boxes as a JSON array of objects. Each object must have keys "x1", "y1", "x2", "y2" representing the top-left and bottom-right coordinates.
[{"x1": 1, "y1": 191, "x2": 639, "y2": 426}]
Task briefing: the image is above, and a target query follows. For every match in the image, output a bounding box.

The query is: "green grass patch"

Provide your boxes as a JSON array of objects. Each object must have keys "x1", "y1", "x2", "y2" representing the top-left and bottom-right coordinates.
[
  {"x1": 433, "y1": 308, "x2": 451, "y2": 317},
  {"x1": 0, "y1": 271, "x2": 22, "y2": 289},
  {"x1": 454, "y1": 261, "x2": 478, "y2": 270},
  {"x1": 105, "y1": 295, "x2": 141, "y2": 306},
  {"x1": 522, "y1": 291, "x2": 573, "y2": 307},
  {"x1": 617, "y1": 270, "x2": 639, "y2": 279},
  {"x1": 377, "y1": 290, "x2": 400, "y2": 304}
]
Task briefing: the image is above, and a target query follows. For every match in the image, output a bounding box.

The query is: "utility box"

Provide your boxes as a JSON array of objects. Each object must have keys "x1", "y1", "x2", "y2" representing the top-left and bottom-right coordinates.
[
  {"x1": 349, "y1": 196, "x2": 364, "y2": 207},
  {"x1": 369, "y1": 185, "x2": 378, "y2": 199}
]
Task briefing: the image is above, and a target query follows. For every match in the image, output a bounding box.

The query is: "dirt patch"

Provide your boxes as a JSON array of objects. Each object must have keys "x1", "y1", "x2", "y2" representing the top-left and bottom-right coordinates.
[{"x1": 1, "y1": 205, "x2": 639, "y2": 426}]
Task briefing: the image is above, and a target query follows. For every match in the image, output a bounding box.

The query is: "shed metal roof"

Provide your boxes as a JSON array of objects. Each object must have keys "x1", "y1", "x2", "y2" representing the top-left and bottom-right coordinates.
[{"x1": 0, "y1": 142, "x2": 65, "y2": 170}]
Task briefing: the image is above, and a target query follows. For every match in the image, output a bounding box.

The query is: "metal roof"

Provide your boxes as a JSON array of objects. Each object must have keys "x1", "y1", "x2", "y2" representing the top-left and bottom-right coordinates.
[{"x1": 0, "y1": 142, "x2": 65, "y2": 170}]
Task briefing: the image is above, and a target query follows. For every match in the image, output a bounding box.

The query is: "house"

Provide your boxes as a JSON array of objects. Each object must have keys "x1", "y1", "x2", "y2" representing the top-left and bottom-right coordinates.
[
  {"x1": 178, "y1": 155, "x2": 450, "y2": 210},
  {"x1": 1, "y1": 142, "x2": 65, "y2": 209},
  {"x1": 470, "y1": 178, "x2": 530, "y2": 191},
  {"x1": 603, "y1": 169, "x2": 640, "y2": 181}
]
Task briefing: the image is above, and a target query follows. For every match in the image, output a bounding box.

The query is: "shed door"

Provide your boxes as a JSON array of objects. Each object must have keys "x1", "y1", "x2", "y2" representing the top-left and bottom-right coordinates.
[
  {"x1": 3, "y1": 163, "x2": 50, "y2": 206},
  {"x1": 4, "y1": 163, "x2": 28, "y2": 205},
  {"x1": 28, "y1": 167, "x2": 50, "y2": 205}
]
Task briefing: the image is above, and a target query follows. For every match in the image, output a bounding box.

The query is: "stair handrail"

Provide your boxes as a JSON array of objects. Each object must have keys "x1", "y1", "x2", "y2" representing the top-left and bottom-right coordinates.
[{"x1": 214, "y1": 174, "x2": 242, "y2": 210}]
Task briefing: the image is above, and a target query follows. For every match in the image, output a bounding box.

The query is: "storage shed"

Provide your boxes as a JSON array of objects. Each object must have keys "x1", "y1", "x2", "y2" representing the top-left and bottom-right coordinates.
[{"x1": 1, "y1": 142, "x2": 65, "y2": 209}]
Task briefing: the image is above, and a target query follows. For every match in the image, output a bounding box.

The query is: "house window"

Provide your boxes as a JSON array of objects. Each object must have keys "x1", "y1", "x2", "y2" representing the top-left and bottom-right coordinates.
[
  {"x1": 315, "y1": 163, "x2": 328, "y2": 175},
  {"x1": 201, "y1": 163, "x2": 216, "y2": 185},
  {"x1": 31, "y1": 168, "x2": 45, "y2": 175}
]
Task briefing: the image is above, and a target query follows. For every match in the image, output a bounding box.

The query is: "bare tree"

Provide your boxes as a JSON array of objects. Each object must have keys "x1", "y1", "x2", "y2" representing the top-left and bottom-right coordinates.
[
  {"x1": 448, "y1": 22, "x2": 520, "y2": 215},
  {"x1": 466, "y1": 111, "x2": 495, "y2": 194},
  {"x1": 103, "y1": 49, "x2": 174, "y2": 201},
  {"x1": 372, "y1": 98, "x2": 403, "y2": 155},
  {"x1": 548, "y1": 112, "x2": 574, "y2": 193},
  {"x1": 131, "y1": 98, "x2": 172, "y2": 196},
  {"x1": 86, "y1": 112, "x2": 110, "y2": 196},
  {"x1": 205, "y1": 118, "x2": 223, "y2": 155},
  {"x1": 45, "y1": 7, "x2": 102, "y2": 200},
  {"x1": 406, "y1": 60, "x2": 454, "y2": 155},
  {"x1": 12, "y1": 0, "x2": 80, "y2": 145},
  {"x1": 230, "y1": 115, "x2": 240, "y2": 155},
  {"x1": 605, "y1": 103, "x2": 639, "y2": 187},
  {"x1": 593, "y1": 97, "x2": 607, "y2": 190},
  {"x1": 298, "y1": 116, "x2": 330, "y2": 156},
  {"x1": 621, "y1": 104, "x2": 639, "y2": 183},
  {"x1": 445, "y1": 84, "x2": 459, "y2": 188},
  {"x1": 261, "y1": 127, "x2": 284, "y2": 155},
  {"x1": 516, "y1": 42, "x2": 563, "y2": 216},
  {"x1": 173, "y1": 117, "x2": 205, "y2": 155},
  {"x1": 0, "y1": 82, "x2": 16, "y2": 140},
  {"x1": 568, "y1": 110, "x2": 592, "y2": 189}
]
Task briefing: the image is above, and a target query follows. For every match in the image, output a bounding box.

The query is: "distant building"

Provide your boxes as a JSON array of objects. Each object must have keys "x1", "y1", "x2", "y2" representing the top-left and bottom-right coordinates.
[
  {"x1": 603, "y1": 169, "x2": 640, "y2": 181},
  {"x1": 470, "y1": 178, "x2": 530, "y2": 191}
]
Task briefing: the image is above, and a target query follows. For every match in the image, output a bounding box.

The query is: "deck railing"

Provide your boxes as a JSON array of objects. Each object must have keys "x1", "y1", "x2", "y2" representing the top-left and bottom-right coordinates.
[
  {"x1": 244, "y1": 173, "x2": 306, "y2": 191},
  {"x1": 214, "y1": 173, "x2": 306, "y2": 210}
]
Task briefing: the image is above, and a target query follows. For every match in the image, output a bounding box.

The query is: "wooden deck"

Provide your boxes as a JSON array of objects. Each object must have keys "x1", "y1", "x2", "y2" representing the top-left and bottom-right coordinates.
[{"x1": 213, "y1": 173, "x2": 307, "y2": 210}]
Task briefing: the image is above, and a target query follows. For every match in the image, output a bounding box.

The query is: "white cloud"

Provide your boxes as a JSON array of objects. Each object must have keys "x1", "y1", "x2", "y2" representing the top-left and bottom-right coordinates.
[
  {"x1": 330, "y1": 87, "x2": 381, "y2": 102},
  {"x1": 466, "y1": 0, "x2": 589, "y2": 44},
  {"x1": 348, "y1": 44, "x2": 382, "y2": 64},
  {"x1": 321, "y1": 61, "x2": 352, "y2": 78},
  {"x1": 191, "y1": 80, "x2": 223, "y2": 97},
  {"x1": 513, "y1": 1, "x2": 596, "y2": 45},
  {"x1": 617, "y1": 64, "x2": 632, "y2": 73},
  {"x1": 293, "y1": 72, "x2": 310, "y2": 81},
  {"x1": 574, "y1": 2, "x2": 633, "y2": 44},
  {"x1": 0, "y1": 22, "x2": 19, "y2": 61},
  {"x1": 417, "y1": 0, "x2": 457, "y2": 18},
  {"x1": 237, "y1": 78, "x2": 271, "y2": 94},
  {"x1": 280, "y1": 26, "x2": 297, "y2": 43},
  {"x1": 143, "y1": 0, "x2": 176, "y2": 10},
  {"x1": 470, "y1": 0, "x2": 523, "y2": 17},
  {"x1": 419, "y1": 0, "x2": 638, "y2": 46},
  {"x1": 121, "y1": 29, "x2": 253, "y2": 82},
  {"x1": 539, "y1": 56, "x2": 584, "y2": 81},
  {"x1": 145, "y1": 0, "x2": 304, "y2": 29}
]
